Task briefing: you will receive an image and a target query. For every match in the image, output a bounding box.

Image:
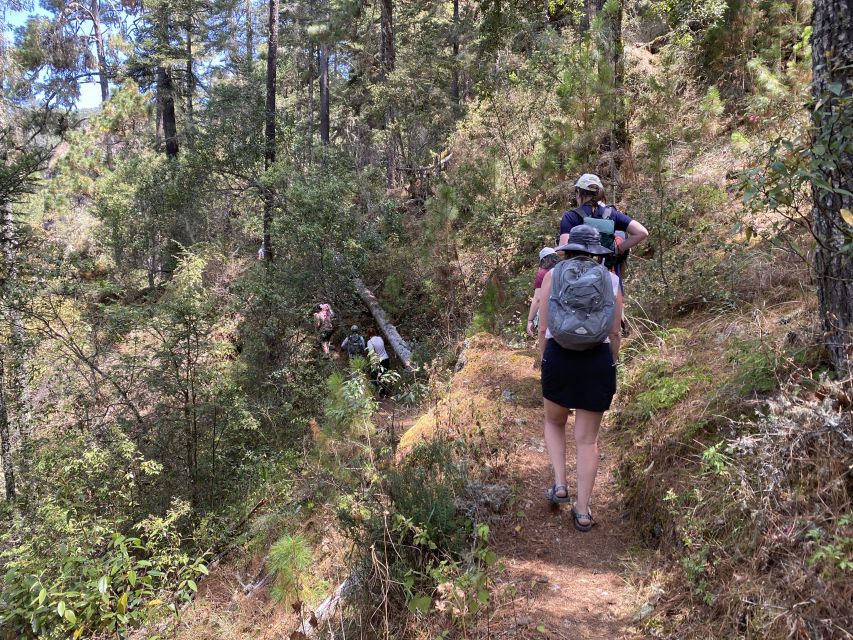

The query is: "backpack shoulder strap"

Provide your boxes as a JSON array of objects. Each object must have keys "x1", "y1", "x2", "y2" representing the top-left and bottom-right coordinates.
[
  {"x1": 565, "y1": 207, "x2": 585, "y2": 227},
  {"x1": 574, "y1": 203, "x2": 609, "y2": 220}
]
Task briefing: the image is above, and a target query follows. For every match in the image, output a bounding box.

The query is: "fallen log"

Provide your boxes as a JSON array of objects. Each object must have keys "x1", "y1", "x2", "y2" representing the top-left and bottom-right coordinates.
[
  {"x1": 353, "y1": 276, "x2": 413, "y2": 368},
  {"x1": 292, "y1": 578, "x2": 351, "y2": 638}
]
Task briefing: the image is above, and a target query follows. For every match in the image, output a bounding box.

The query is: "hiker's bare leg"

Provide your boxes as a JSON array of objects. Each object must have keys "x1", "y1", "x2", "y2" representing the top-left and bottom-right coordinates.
[
  {"x1": 574, "y1": 409, "x2": 603, "y2": 512},
  {"x1": 544, "y1": 398, "x2": 572, "y2": 494}
]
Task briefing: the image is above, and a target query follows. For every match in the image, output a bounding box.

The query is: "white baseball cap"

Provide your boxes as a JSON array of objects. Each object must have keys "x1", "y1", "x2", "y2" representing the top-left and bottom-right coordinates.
[
  {"x1": 574, "y1": 173, "x2": 604, "y2": 192},
  {"x1": 538, "y1": 247, "x2": 556, "y2": 260}
]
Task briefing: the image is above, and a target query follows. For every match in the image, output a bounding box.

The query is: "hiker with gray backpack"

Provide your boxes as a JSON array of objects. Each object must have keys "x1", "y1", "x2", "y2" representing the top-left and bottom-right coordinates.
[
  {"x1": 341, "y1": 325, "x2": 367, "y2": 361},
  {"x1": 537, "y1": 224, "x2": 624, "y2": 532}
]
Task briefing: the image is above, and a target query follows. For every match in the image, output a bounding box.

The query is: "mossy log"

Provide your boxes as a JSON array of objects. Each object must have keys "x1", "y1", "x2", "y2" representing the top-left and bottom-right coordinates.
[{"x1": 353, "y1": 276, "x2": 413, "y2": 367}]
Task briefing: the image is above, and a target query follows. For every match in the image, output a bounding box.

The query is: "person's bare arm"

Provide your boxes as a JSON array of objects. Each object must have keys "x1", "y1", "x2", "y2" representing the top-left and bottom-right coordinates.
[
  {"x1": 608, "y1": 287, "x2": 623, "y2": 361},
  {"x1": 526, "y1": 288, "x2": 542, "y2": 337},
  {"x1": 537, "y1": 271, "x2": 553, "y2": 358},
  {"x1": 619, "y1": 219, "x2": 649, "y2": 254}
]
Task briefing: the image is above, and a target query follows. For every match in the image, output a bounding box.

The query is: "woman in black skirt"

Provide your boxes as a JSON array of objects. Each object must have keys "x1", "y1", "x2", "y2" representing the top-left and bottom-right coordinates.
[{"x1": 537, "y1": 225, "x2": 623, "y2": 531}]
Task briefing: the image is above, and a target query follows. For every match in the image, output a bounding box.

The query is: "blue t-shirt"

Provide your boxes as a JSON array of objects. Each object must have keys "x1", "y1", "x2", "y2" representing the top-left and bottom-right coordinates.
[{"x1": 559, "y1": 202, "x2": 634, "y2": 238}]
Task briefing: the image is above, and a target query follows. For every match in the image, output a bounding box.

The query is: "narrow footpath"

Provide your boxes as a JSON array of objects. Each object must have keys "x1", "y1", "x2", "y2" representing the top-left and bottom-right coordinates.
[
  {"x1": 403, "y1": 334, "x2": 641, "y2": 639},
  {"x1": 483, "y1": 416, "x2": 639, "y2": 639},
  {"x1": 177, "y1": 335, "x2": 642, "y2": 640}
]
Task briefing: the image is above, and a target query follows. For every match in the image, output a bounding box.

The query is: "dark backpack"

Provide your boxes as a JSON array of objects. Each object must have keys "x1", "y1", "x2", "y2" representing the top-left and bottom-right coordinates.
[
  {"x1": 570, "y1": 204, "x2": 629, "y2": 270},
  {"x1": 346, "y1": 334, "x2": 366, "y2": 357},
  {"x1": 547, "y1": 257, "x2": 616, "y2": 350}
]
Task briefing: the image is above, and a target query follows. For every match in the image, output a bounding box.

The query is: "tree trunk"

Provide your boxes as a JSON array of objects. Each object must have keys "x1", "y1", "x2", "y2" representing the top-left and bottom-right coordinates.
[
  {"x1": 92, "y1": 0, "x2": 109, "y2": 103},
  {"x1": 319, "y1": 41, "x2": 330, "y2": 145},
  {"x1": 450, "y1": 0, "x2": 460, "y2": 106},
  {"x1": 353, "y1": 276, "x2": 412, "y2": 367},
  {"x1": 245, "y1": 0, "x2": 253, "y2": 73},
  {"x1": 185, "y1": 22, "x2": 195, "y2": 149},
  {"x1": 307, "y1": 44, "x2": 314, "y2": 145},
  {"x1": 293, "y1": 578, "x2": 351, "y2": 638},
  {"x1": 158, "y1": 66, "x2": 179, "y2": 158},
  {"x1": 380, "y1": 0, "x2": 396, "y2": 188},
  {"x1": 811, "y1": 0, "x2": 853, "y2": 375},
  {"x1": 2, "y1": 202, "x2": 29, "y2": 448},
  {"x1": 0, "y1": 354, "x2": 15, "y2": 501},
  {"x1": 379, "y1": 0, "x2": 395, "y2": 72},
  {"x1": 263, "y1": 0, "x2": 280, "y2": 263},
  {"x1": 580, "y1": 0, "x2": 605, "y2": 33},
  {"x1": 611, "y1": 0, "x2": 628, "y2": 150},
  {"x1": 155, "y1": 98, "x2": 162, "y2": 152},
  {"x1": 93, "y1": 0, "x2": 113, "y2": 167}
]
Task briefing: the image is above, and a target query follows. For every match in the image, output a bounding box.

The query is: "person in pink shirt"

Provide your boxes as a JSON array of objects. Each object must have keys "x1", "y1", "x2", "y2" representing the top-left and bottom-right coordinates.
[
  {"x1": 313, "y1": 303, "x2": 335, "y2": 356},
  {"x1": 526, "y1": 247, "x2": 561, "y2": 337}
]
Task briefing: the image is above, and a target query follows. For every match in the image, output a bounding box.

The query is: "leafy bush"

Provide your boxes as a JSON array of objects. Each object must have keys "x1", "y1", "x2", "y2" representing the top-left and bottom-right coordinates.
[{"x1": 0, "y1": 500, "x2": 206, "y2": 638}]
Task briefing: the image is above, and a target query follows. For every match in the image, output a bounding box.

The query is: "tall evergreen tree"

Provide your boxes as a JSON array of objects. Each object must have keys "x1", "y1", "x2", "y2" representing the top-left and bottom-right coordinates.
[
  {"x1": 262, "y1": 0, "x2": 279, "y2": 261},
  {"x1": 380, "y1": 0, "x2": 395, "y2": 187},
  {"x1": 41, "y1": 0, "x2": 118, "y2": 104},
  {"x1": 810, "y1": 0, "x2": 853, "y2": 374},
  {"x1": 0, "y1": 349, "x2": 14, "y2": 500}
]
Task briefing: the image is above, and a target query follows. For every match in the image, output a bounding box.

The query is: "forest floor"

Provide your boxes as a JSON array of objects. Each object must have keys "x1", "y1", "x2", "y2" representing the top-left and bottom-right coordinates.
[
  {"x1": 478, "y1": 407, "x2": 641, "y2": 640},
  {"x1": 174, "y1": 334, "x2": 644, "y2": 639},
  {"x1": 402, "y1": 334, "x2": 643, "y2": 639}
]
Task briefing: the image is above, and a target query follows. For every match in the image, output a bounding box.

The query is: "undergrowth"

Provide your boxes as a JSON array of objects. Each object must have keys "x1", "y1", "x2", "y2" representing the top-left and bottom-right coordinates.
[
  {"x1": 615, "y1": 310, "x2": 852, "y2": 638},
  {"x1": 309, "y1": 359, "x2": 508, "y2": 639}
]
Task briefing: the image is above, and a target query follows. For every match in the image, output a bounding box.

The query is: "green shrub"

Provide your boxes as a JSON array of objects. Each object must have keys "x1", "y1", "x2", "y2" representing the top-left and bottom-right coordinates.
[
  {"x1": 334, "y1": 434, "x2": 496, "y2": 634},
  {"x1": 629, "y1": 360, "x2": 693, "y2": 420},
  {"x1": 727, "y1": 338, "x2": 778, "y2": 396},
  {"x1": 0, "y1": 500, "x2": 206, "y2": 639},
  {"x1": 699, "y1": 85, "x2": 725, "y2": 118},
  {"x1": 730, "y1": 131, "x2": 750, "y2": 152}
]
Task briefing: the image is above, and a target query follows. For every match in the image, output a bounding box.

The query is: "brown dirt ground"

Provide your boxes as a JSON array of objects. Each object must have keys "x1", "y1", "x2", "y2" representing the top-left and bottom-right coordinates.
[
  {"x1": 482, "y1": 356, "x2": 642, "y2": 640},
  {"x1": 404, "y1": 334, "x2": 642, "y2": 639}
]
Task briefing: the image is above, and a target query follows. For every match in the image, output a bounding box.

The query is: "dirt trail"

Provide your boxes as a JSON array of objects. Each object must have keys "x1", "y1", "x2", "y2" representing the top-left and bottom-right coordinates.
[
  {"x1": 489, "y1": 364, "x2": 638, "y2": 637},
  {"x1": 405, "y1": 335, "x2": 640, "y2": 639},
  {"x1": 484, "y1": 420, "x2": 639, "y2": 639}
]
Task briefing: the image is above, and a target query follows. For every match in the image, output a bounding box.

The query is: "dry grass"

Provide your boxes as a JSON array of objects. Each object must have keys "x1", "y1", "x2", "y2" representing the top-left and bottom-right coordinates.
[
  {"x1": 613, "y1": 294, "x2": 852, "y2": 639},
  {"x1": 399, "y1": 333, "x2": 541, "y2": 453}
]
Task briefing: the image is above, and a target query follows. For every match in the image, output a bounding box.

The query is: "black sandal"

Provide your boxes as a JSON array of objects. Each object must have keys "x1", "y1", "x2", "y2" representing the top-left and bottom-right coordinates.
[
  {"x1": 546, "y1": 484, "x2": 572, "y2": 504},
  {"x1": 571, "y1": 504, "x2": 595, "y2": 532}
]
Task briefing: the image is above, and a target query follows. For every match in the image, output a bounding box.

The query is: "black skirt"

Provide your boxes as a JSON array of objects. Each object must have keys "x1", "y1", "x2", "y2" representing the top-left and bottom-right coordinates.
[{"x1": 541, "y1": 339, "x2": 616, "y2": 412}]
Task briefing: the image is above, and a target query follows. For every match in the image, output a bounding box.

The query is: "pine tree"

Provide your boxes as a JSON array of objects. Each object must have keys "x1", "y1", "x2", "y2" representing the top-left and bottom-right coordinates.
[
  {"x1": 810, "y1": 0, "x2": 853, "y2": 374},
  {"x1": 262, "y1": 0, "x2": 279, "y2": 261}
]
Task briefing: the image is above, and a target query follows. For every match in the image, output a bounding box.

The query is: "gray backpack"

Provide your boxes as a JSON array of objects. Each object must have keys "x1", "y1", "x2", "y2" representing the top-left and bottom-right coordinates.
[
  {"x1": 547, "y1": 258, "x2": 615, "y2": 350},
  {"x1": 346, "y1": 334, "x2": 366, "y2": 357}
]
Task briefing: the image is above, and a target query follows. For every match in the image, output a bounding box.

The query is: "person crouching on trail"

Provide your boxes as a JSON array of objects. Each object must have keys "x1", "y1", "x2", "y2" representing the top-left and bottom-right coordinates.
[
  {"x1": 367, "y1": 333, "x2": 391, "y2": 398},
  {"x1": 559, "y1": 173, "x2": 648, "y2": 289},
  {"x1": 341, "y1": 325, "x2": 367, "y2": 362},
  {"x1": 526, "y1": 247, "x2": 562, "y2": 338},
  {"x1": 538, "y1": 224, "x2": 624, "y2": 532},
  {"x1": 313, "y1": 303, "x2": 335, "y2": 356}
]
